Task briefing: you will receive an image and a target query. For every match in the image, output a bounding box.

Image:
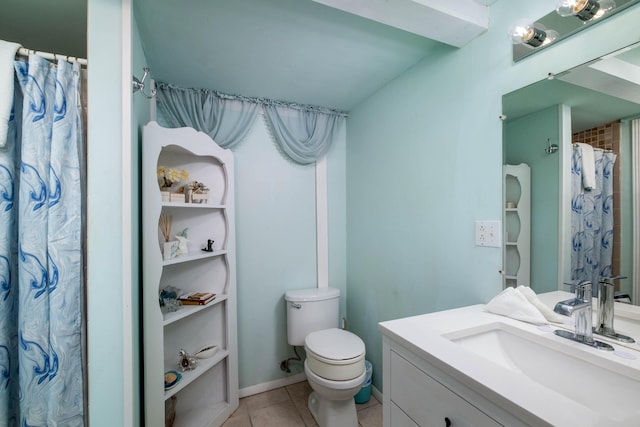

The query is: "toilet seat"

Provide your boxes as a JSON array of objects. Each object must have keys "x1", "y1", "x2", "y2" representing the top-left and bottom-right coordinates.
[{"x1": 305, "y1": 328, "x2": 365, "y2": 381}]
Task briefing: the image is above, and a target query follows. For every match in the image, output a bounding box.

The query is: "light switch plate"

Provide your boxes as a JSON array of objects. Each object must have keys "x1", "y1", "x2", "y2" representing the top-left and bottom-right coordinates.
[{"x1": 475, "y1": 220, "x2": 501, "y2": 247}]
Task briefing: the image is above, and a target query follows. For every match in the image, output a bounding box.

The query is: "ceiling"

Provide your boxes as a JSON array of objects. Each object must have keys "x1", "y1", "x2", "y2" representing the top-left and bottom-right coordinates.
[
  {"x1": 1, "y1": 0, "x2": 490, "y2": 112},
  {"x1": 133, "y1": 0, "x2": 489, "y2": 111}
]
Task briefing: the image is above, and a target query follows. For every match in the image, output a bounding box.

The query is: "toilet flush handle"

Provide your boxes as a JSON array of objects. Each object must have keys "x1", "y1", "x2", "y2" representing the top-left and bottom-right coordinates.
[{"x1": 290, "y1": 302, "x2": 302, "y2": 309}]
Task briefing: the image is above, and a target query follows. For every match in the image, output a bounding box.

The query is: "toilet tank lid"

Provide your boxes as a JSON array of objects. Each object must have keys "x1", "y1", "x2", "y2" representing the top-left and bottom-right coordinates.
[{"x1": 285, "y1": 287, "x2": 340, "y2": 302}]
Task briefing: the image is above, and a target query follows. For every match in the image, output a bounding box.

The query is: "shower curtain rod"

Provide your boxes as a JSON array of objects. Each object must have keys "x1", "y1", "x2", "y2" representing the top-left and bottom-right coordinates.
[
  {"x1": 572, "y1": 143, "x2": 613, "y2": 153},
  {"x1": 16, "y1": 47, "x2": 87, "y2": 66}
]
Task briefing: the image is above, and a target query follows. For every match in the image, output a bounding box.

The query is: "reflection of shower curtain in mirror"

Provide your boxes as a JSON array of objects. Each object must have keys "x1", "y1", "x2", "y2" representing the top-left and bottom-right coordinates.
[
  {"x1": 0, "y1": 54, "x2": 85, "y2": 425},
  {"x1": 571, "y1": 146, "x2": 617, "y2": 293}
]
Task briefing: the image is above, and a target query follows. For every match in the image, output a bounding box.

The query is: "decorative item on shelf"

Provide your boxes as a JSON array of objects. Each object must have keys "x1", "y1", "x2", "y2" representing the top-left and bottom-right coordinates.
[
  {"x1": 175, "y1": 228, "x2": 189, "y2": 256},
  {"x1": 178, "y1": 292, "x2": 216, "y2": 306},
  {"x1": 169, "y1": 190, "x2": 186, "y2": 203},
  {"x1": 165, "y1": 396, "x2": 177, "y2": 427},
  {"x1": 157, "y1": 166, "x2": 189, "y2": 190},
  {"x1": 202, "y1": 239, "x2": 215, "y2": 253},
  {"x1": 193, "y1": 345, "x2": 219, "y2": 359},
  {"x1": 157, "y1": 166, "x2": 189, "y2": 203},
  {"x1": 159, "y1": 214, "x2": 179, "y2": 260},
  {"x1": 178, "y1": 349, "x2": 198, "y2": 372},
  {"x1": 164, "y1": 370, "x2": 182, "y2": 390},
  {"x1": 186, "y1": 180, "x2": 209, "y2": 204},
  {"x1": 159, "y1": 286, "x2": 183, "y2": 313},
  {"x1": 506, "y1": 202, "x2": 517, "y2": 209}
]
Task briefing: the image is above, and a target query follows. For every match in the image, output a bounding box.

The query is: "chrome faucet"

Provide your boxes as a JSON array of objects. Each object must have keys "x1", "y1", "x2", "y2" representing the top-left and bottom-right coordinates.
[
  {"x1": 553, "y1": 281, "x2": 614, "y2": 351},
  {"x1": 594, "y1": 276, "x2": 635, "y2": 343}
]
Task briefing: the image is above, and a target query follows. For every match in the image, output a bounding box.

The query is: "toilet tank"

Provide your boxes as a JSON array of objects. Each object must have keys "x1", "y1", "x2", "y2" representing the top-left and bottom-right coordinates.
[{"x1": 285, "y1": 287, "x2": 340, "y2": 346}]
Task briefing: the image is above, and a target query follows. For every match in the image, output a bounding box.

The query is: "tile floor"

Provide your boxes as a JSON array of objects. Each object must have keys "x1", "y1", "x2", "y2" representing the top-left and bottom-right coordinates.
[{"x1": 221, "y1": 381, "x2": 382, "y2": 427}]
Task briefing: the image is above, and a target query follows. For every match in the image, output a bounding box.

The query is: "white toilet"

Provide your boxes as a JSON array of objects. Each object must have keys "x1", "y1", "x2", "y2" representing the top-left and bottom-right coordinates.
[{"x1": 285, "y1": 287, "x2": 366, "y2": 427}]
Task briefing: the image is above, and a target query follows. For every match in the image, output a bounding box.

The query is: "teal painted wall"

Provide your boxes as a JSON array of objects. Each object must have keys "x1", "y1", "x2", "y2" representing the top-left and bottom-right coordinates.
[
  {"x1": 346, "y1": 1, "x2": 640, "y2": 392},
  {"x1": 505, "y1": 105, "x2": 562, "y2": 293}
]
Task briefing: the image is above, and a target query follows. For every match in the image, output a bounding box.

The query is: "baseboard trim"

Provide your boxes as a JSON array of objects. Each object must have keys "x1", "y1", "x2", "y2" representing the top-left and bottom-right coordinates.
[
  {"x1": 239, "y1": 373, "x2": 307, "y2": 398},
  {"x1": 371, "y1": 384, "x2": 383, "y2": 403},
  {"x1": 238, "y1": 373, "x2": 385, "y2": 403}
]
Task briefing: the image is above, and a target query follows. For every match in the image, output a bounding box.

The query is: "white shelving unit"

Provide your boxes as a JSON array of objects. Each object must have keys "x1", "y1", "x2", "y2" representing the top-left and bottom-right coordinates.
[
  {"x1": 503, "y1": 164, "x2": 531, "y2": 288},
  {"x1": 143, "y1": 121, "x2": 238, "y2": 427}
]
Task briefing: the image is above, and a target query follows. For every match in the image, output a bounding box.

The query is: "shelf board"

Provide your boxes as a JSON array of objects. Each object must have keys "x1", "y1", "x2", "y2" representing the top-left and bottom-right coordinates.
[
  {"x1": 505, "y1": 242, "x2": 518, "y2": 246},
  {"x1": 162, "y1": 202, "x2": 226, "y2": 209},
  {"x1": 163, "y1": 294, "x2": 228, "y2": 327},
  {"x1": 165, "y1": 349, "x2": 229, "y2": 400},
  {"x1": 504, "y1": 275, "x2": 517, "y2": 280},
  {"x1": 163, "y1": 250, "x2": 228, "y2": 266}
]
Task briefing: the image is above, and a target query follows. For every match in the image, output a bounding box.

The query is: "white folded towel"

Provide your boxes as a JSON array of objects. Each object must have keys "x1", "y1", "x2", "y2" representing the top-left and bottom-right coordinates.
[
  {"x1": 516, "y1": 286, "x2": 565, "y2": 323},
  {"x1": 0, "y1": 40, "x2": 21, "y2": 148},
  {"x1": 576, "y1": 143, "x2": 596, "y2": 191},
  {"x1": 485, "y1": 287, "x2": 547, "y2": 325}
]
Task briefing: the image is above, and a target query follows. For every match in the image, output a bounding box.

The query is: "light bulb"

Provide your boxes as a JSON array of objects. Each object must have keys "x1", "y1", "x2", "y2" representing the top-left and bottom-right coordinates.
[
  {"x1": 556, "y1": 0, "x2": 601, "y2": 21},
  {"x1": 510, "y1": 20, "x2": 548, "y2": 47}
]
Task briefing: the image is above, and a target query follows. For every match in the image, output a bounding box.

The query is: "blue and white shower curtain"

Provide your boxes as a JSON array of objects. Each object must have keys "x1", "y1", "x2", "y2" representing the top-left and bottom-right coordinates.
[
  {"x1": 571, "y1": 146, "x2": 617, "y2": 292},
  {"x1": 0, "y1": 54, "x2": 84, "y2": 426}
]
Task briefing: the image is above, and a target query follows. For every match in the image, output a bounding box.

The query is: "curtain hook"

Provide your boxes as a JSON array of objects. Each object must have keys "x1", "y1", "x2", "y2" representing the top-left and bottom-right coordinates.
[{"x1": 133, "y1": 67, "x2": 156, "y2": 99}]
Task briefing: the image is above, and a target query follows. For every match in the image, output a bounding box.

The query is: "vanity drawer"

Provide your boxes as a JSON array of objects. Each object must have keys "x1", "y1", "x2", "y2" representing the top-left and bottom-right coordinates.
[
  {"x1": 390, "y1": 350, "x2": 501, "y2": 427},
  {"x1": 391, "y1": 402, "x2": 420, "y2": 427}
]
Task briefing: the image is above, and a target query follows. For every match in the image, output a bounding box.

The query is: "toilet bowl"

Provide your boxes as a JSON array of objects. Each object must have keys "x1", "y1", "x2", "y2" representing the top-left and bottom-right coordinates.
[{"x1": 304, "y1": 328, "x2": 366, "y2": 427}]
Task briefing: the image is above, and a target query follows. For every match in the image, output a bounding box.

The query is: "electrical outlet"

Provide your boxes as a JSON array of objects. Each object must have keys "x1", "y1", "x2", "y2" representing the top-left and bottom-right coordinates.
[{"x1": 475, "y1": 220, "x2": 501, "y2": 247}]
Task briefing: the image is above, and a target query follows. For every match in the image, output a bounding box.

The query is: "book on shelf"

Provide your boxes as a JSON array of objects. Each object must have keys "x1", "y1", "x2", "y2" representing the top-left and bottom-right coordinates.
[{"x1": 178, "y1": 292, "x2": 216, "y2": 305}]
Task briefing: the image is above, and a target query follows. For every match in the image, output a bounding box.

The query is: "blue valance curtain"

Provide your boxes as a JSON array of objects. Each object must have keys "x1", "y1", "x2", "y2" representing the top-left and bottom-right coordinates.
[
  {"x1": 155, "y1": 86, "x2": 259, "y2": 150},
  {"x1": 156, "y1": 84, "x2": 346, "y2": 165}
]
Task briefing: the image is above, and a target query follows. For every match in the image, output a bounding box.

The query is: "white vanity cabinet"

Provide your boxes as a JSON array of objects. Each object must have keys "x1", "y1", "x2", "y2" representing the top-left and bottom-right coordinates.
[
  {"x1": 381, "y1": 335, "x2": 530, "y2": 427},
  {"x1": 503, "y1": 164, "x2": 531, "y2": 288},
  {"x1": 142, "y1": 122, "x2": 238, "y2": 427}
]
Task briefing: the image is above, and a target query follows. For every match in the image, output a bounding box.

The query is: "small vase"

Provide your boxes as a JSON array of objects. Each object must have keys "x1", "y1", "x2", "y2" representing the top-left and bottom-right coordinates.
[
  {"x1": 160, "y1": 190, "x2": 171, "y2": 202},
  {"x1": 163, "y1": 240, "x2": 179, "y2": 260}
]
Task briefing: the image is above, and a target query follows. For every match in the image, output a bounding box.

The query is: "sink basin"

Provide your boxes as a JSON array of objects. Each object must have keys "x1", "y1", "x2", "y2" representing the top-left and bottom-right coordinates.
[{"x1": 444, "y1": 322, "x2": 640, "y2": 422}]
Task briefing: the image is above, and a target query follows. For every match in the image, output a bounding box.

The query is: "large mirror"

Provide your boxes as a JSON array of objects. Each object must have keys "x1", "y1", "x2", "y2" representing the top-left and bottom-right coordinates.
[
  {"x1": 513, "y1": 0, "x2": 640, "y2": 61},
  {"x1": 502, "y1": 41, "x2": 640, "y2": 303}
]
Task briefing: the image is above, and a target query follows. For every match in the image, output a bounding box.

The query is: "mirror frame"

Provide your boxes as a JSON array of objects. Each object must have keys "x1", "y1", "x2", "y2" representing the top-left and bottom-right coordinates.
[
  {"x1": 504, "y1": 41, "x2": 640, "y2": 302},
  {"x1": 513, "y1": 0, "x2": 640, "y2": 62}
]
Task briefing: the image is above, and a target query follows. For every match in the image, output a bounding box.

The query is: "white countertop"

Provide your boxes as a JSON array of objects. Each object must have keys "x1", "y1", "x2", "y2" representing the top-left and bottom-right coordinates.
[{"x1": 379, "y1": 291, "x2": 640, "y2": 427}]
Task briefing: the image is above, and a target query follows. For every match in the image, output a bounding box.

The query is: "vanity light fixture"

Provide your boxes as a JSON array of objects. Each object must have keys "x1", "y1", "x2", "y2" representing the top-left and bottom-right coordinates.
[
  {"x1": 556, "y1": 0, "x2": 616, "y2": 21},
  {"x1": 510, "y1": 20, "x2": 558, "y2": 48}
]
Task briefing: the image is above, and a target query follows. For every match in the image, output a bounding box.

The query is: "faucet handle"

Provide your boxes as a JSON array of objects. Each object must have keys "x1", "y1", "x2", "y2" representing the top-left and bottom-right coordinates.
[
  {"x1": 563, "y1": 280, "x2": 592, "y2": 301},
  {"x1": 599, "y1": 275, "x2": 627, "y2": 285}
]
